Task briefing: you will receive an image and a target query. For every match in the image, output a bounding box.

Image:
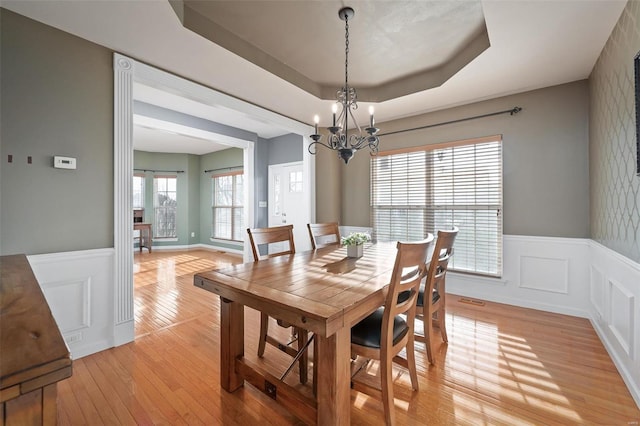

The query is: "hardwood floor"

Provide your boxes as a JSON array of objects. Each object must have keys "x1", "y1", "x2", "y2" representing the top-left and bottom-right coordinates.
[{"x1": 56, "y1": 250, "x2": 640, "y2": 425}]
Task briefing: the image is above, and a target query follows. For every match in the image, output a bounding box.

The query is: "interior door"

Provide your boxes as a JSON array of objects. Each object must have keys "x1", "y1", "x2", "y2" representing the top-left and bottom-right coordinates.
[{"x1": 268, "y1": 162, "x2": 307, "y2": 253}]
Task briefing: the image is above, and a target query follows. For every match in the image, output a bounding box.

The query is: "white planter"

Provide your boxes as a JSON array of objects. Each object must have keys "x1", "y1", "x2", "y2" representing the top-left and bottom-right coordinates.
[{"x1": 347, "y1": 244, "x2": 363, "y2": 258}]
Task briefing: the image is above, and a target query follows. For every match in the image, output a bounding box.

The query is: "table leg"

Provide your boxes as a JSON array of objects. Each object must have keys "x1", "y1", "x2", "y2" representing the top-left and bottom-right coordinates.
[
  {"x1": 220, "y1": 297, "x2": 244, "y2": 391},
  {"x1": 315, "y1": 328, "x2": 350, "y2": 425}
]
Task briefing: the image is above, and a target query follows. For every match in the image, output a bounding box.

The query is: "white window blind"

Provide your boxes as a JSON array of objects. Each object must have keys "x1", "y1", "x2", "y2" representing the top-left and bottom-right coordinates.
[
  {"x1": 132, "y1": 174, "x2": 145, "y2": 209},
  {"x1": 371, "y1": 135, "x2": 503, "y2": 277},
  {"x1": 212, "y1": 172, "x2": 244, "y2": 241}
]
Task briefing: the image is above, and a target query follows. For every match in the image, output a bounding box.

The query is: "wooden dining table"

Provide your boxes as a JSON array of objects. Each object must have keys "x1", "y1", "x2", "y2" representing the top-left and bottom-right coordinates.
[{"x1": 193, "y1": 242, "x2": 399, "y2": 425}]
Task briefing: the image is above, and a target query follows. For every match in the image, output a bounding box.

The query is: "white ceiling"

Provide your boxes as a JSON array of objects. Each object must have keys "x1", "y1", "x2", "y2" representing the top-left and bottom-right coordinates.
[{"x1": 2, "y1": 0, "x2": 627, "y2": 154}]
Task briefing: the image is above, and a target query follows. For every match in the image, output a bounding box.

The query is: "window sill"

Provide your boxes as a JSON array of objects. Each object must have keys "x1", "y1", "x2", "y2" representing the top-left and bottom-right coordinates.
[{"x1": 154, "y1": 238, "x2": 178, "y2": 242}]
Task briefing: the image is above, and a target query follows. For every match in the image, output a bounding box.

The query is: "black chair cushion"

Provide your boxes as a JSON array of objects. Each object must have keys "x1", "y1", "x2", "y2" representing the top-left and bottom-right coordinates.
[
  {"x1": 397, "y1": 288, "x2": 440, "y2": 307},
  {"x1": 416, "y1": 288, "x2": 440, "y2": 307},
  {"x1": 351, "y1": 307, "x2": 409, "y2": 349}
]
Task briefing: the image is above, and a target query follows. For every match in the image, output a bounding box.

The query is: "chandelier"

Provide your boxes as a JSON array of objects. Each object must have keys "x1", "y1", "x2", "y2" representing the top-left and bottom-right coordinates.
[{"x1": 308, "y1": 7, "x2": 380, "y2": 164}]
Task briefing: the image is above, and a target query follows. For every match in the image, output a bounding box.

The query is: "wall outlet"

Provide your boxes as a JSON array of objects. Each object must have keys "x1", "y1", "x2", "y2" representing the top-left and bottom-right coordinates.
[
  {"x1": 65, "y1": 332, "x2": 83, "y2": 344},
  {"x1": 191, "y1": 232, "x2": 195, "y2": 238}
]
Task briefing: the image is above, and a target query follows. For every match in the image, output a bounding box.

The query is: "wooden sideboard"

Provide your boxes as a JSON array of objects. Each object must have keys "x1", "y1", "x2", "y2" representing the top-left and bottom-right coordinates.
[{"x1": 0, "y1": 255, "x2": 72, "y2": 425}]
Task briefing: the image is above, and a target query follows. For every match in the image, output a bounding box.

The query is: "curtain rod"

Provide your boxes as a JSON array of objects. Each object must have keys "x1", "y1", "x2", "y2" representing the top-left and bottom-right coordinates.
[
  {"x1": 379, "y1": 106, "x2": 522, "y2": 137},
  {"x1": 134, "y1": 169, "x2": 184, "y2": 173},
  {"x1": 203, "y1": 166, "x2": 243, "y2": 174}
]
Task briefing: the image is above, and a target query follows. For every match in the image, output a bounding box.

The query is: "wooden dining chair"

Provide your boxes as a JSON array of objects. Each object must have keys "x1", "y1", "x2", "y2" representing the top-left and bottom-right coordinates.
[
  {"x1": 307, "y1": 222, "x2": 341, "y2": 249},
  {"x1": 246, "y1": 225, "x2": 310, "y2": 384},
  {"x1": 350, "y1": 235, "x2": 434, "y2": 425},
  {"x1": 414, "y1": 227, "x2": 458, "y2": 364}
]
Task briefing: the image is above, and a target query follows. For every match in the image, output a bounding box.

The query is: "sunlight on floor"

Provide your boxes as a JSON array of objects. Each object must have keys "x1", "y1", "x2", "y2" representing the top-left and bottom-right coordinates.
[
  {"x1": 352, "y1": 393, "x2": 371, "y2": 409},
  {"x1": 133, "y1": 250, "x2": 239, "y2": 337},
  {"x1": 450, "y1": 315, "x2": 583, "y2": 424}
]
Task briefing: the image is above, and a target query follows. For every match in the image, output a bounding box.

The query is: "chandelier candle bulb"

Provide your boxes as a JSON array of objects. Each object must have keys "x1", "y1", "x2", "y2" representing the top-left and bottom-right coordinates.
[
  {"x1": 314, "y1": 115, "x2": 319, "y2": 134},
  {"x1": 332, "y1": 104, "x2": 338, "y2": 127}
]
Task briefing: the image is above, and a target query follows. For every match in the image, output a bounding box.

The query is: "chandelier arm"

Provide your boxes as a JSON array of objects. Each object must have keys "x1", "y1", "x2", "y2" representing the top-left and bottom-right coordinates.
[
  {"x1": 348, "y1": 104, "x2": 363, "y2": 135},
  {"x1": 308, "y1": 140, "x2": 340, "y2": 154},
  {"x1": 348, "y1": 134, "x2": 361, "y2": 150}
]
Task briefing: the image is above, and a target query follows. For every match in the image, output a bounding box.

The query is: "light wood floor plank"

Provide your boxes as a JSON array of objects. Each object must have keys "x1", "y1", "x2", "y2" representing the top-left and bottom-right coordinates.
[{"x1": 54, "y1": 249, "x2": 640, "y2": 425}]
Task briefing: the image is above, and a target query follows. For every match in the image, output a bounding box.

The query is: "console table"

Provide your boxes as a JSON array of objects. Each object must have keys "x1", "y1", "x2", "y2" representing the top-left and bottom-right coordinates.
[{"x1": 134, "y1": 223, "x2": 152, "y2": 253}]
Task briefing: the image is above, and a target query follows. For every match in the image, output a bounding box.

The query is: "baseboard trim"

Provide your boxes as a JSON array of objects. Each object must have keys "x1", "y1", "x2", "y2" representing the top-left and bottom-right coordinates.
[{"x1": 147, "y1": 243, "x2": 243, "y2": 256}]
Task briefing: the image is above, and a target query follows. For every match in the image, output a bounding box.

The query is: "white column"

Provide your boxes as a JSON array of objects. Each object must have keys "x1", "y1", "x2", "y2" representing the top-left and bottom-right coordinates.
[{"x1": 113, "y1": 53, "x2": 135, "y2": 345}]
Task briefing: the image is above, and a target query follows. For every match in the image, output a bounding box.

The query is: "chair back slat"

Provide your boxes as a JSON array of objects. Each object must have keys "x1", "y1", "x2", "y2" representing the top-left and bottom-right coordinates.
[
  {"x1": 384, "y1": 235, "x2": 434, "y2": 332},
  {"x1": 247, "y1": 225, "x2": 296, "y2": 261},
  {"x1": 307, "y1": 222, "x2": 341, "y2": 249},
  {"x1": 423, "y1": 227, "x2": 458, "y2": 304}
]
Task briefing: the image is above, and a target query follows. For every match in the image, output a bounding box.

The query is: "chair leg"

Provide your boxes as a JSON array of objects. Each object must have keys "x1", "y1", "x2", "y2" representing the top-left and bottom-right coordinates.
[
  {"x1": 258, "y1": 313, "x2": 269, "y2": 357},
  {"x1": 296, "y1": 327, "x2": 308, "y2": 384},
  {"x1": 438, "y1": 304, "x2": 448, "y2": 343},
  {"x1": 424, "y1": 305, "x2": 435, "y2": 365},
  {"x1": 406, "y1": 333, "x2": 419, "y2": 391},
  {"x1": 381, "y1": 354, "x2": 396, "y2": 426}
]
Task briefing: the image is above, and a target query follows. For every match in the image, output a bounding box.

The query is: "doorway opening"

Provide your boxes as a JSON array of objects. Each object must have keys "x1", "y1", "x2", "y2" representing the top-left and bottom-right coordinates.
[{"x1": 113, "y1": 53, "x2": 315, "y2": 346}]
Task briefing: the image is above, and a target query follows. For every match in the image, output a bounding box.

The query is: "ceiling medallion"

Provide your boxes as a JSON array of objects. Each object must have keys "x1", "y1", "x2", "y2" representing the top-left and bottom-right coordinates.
[{"x1": 308, "y1": 7, "x2": 380, "y2": 164}]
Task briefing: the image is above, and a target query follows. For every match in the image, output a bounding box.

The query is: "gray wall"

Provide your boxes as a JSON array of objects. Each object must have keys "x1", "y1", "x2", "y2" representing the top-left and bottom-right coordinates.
[
  {"x1": 254, "y1": 138, "x2": 269, "y2": 228},
  {"x1": 325, "y1": 80, "x2": 591, "y2": 238},
  {"x1": 252, "y1": 134, "x2": 304, "y2": 229},
  {"x1": 0, "y1": 9, "x2": 113, "y2": 255},
  {"x1": 589, "y1": 0, "x2": 640, "y2": 264},
  {"x1": 314, "y1": 130, "x2": 342, "y2": 224},
  {"x1": 267, "y1": 133, "x2": 303, "y2": 165},
  {"x1": 187, "y1": 154, "x2": 200, "y2": 246}
]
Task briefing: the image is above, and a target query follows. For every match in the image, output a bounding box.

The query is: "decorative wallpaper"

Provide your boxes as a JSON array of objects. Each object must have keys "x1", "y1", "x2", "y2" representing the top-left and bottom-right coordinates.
[{"x1": 589, "y1": 0, "x2": 640, "y2": 263}]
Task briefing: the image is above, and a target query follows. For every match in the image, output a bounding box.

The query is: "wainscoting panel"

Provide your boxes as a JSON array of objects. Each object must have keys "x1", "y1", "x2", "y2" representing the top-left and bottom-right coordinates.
[
  {"x1": 608, "y1": 278, "x2": 635, "y2": 357},
  {"x1": 588, "y1": 241, "x2": 640, "y2": 407},
  {"x1": 446, "y1": 235, "x2": 590, "y2": 318},
  {"x1": 28, "y1": 248, "x2": 115, "y2": 359},
  {"x1": 519, "y1": 255, "x2": 569, "y2": 293},
  {"x1": 40, "y1": 278, "x2": 91, "y2": 333}
]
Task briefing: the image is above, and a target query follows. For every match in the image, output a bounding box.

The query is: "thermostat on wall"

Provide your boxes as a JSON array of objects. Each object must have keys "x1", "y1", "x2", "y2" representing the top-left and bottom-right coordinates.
[{"x1": 54, "y1": 156, "x2": 77, "y2": 169}]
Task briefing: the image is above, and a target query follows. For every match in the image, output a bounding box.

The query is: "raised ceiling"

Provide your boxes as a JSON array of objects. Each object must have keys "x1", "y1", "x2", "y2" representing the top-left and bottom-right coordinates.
[
  {"x1": 1, "y1": 1, "x2": 628, "y2": 129},
  {"x1": 171, "y1": 0, "x2": 489, "y2": 102}
]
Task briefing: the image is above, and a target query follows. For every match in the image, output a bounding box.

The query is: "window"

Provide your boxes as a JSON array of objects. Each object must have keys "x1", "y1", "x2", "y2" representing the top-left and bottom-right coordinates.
[
  {"x1": 371, "y1": 135, "x2": 502, "y2": 277},
  {"x1": 212, "y1": 172, "x2": 244, "y2": 241},
  {"x1": 153, "y1": 175, "x2": 177, "y2": 238},
  {"x1": 133, "y1": 174, "x2": 145, "y2": 209},
  {"x1": 289, "y1": 170, "x2": 303, "y2": 192}
]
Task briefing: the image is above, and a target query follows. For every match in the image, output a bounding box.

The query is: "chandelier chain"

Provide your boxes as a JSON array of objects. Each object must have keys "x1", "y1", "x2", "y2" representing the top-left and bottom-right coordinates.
[{"x1": 344, "y1": 15, "x2": 349, "y2": 91}]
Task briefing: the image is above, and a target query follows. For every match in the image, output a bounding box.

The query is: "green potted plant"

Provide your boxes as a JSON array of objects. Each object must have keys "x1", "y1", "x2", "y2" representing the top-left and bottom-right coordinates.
[{"x1": 341, "y1": 232, "x2": 371, "y2": 258}]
